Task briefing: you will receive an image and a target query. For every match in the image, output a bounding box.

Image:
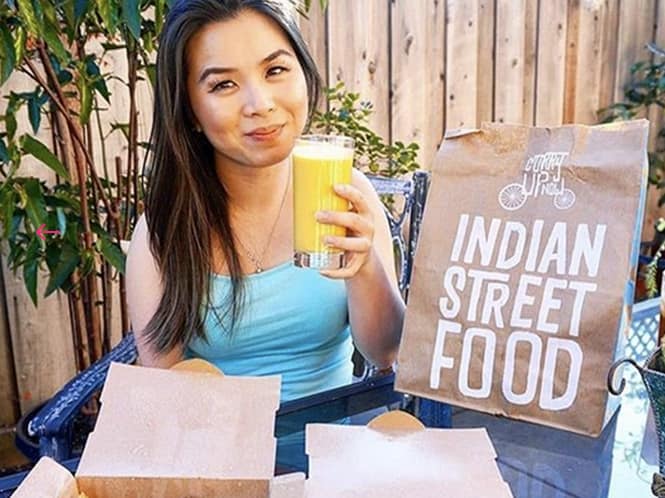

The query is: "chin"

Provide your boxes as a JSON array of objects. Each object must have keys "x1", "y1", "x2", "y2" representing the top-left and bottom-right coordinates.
[{"x1": 253, "y1": 145, "x2": 292, "y2": 167}]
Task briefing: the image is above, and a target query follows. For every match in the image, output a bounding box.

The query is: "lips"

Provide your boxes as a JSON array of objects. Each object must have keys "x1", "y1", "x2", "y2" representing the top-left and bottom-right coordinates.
[{"x1": 245, "y1": 124, "x2": 284, "y2": 138}]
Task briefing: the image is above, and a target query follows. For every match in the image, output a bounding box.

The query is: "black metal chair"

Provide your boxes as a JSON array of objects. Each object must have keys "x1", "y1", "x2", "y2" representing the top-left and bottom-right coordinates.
[{"x1": 23, "y1": 170, "x2": 440, "y2": 462}]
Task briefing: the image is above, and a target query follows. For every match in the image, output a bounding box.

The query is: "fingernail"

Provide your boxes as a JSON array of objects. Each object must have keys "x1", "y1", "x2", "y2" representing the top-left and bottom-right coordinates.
[
  {"x1": 316, "y1": 211, "x2": 328, "y2": 221},
  {"x1": 323, "y1": 236, "x2": 333, "y2": 244},
  {"x1": 334, "y1": 184, "x2": 347, "y2": 193}
]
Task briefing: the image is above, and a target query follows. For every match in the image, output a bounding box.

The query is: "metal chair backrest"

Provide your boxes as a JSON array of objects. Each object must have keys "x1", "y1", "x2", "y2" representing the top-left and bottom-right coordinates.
[{"x1": 367, "y1": 170, "x2": 431, "y2": 300}]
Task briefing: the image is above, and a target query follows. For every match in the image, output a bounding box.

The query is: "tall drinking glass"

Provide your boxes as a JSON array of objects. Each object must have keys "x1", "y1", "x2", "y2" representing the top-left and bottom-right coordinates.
[{"x1": 292, "y1": 135, "x2": 354, "y2": 269}]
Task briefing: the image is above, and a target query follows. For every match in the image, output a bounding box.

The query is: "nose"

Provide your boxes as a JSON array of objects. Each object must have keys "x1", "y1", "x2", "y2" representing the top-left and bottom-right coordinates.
[{"x1": 241, "y1": 81, "x2": 275, "y2": 116}]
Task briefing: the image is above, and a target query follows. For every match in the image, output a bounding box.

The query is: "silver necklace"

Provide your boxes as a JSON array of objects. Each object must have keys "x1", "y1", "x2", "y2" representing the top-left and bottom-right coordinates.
[{"x1": 235, "y1": 165, "x2": 290, "y2": 274}]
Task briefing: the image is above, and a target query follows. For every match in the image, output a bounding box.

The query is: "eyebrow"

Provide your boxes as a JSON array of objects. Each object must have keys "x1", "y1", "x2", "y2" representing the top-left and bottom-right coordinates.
[{"x1": 197, "y1": 49, "x2": 295, "y2": 84}]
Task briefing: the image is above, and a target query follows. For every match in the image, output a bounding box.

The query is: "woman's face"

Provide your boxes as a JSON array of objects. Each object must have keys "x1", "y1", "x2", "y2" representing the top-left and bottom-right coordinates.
[{"x1": 186, "y1": 10, "x2": 309, "y2": 170}]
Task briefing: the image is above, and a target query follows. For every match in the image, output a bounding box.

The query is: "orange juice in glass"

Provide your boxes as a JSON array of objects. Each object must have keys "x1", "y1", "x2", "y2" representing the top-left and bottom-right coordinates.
[{"x1": 292, "y1": 135, "x2": 354, "y2": 269}]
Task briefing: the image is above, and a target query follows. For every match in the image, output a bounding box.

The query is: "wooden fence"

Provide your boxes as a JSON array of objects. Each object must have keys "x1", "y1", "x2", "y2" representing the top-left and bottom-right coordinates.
[{"x1": 0, "y1": 0, "x2": 663, "y2": 426}]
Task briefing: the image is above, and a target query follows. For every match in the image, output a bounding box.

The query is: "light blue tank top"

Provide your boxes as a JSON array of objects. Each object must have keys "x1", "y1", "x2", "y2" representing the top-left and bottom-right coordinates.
[{"x1": 185, "y1": 261, "x2": 354, "y2": 402}]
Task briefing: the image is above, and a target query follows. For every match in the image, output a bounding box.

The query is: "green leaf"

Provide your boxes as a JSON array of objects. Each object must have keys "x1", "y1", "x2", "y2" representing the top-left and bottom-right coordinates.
[
  {"x1": 144, "y1": 63, "x2": 156, "y2": 89},
  {"x1": 22, "y1": 177, "x2": 47, "y2": 228},
  {"x1": 41, "y1": 1, "x2": 57, "y2": 26},
  {"x1": 62, "y1": 0, "x2": 76, "y2": 30},
  {"x1": 45, "y1": 243, "x2": 79, "y2": 296},
  {"x1": 99, "y1": 236, "x2": 126, "y2": 273},
  {"x1": 21, "y1": 135, "x2": 70, "y2": 179},
  {"x1": 43, "y1": 20, "x2": 69, "y2": 63},
  {"x1": 0, "y1": 138, "x2": 8, "y2": 163},
  {"x1": 1, "y1": 188, "x2": 16, "y2": 239},
  {"x1": 56, "y1": 206, "x2": 66, "y2": 236},
  {"x1": 27, "y1": 95, "x2": 41, "y2": 133},
  {"x1": 75, "y1": 0, "x2": 89, "y2": 25},
  {"x1": 17, "y1": 0, "x2": 41, "y2": 37},
  {"x1": 0, "y1": 25, "x2": 15, "y2": 85},
  {"x1": 13, "y1": 26, "x2": 26, "y2": 66},
  {"x1": 122, "y1": 0, "x2": 141, "y2": 40},
  {"x1": 154, "y1": 0, "x2": 165, "y2": 34},
  {"x1": 96, "y1": 0, "x2": 118, "y2": 34},
  {"x1": 80, "y1": 248, "x2": 95, "y2": 277},
  {"x1": 23, "y1": 237, "x2": 39, "y2": 305},
  {"x1": 78, "y1": 79, "x2": 92, "y2": 125}
]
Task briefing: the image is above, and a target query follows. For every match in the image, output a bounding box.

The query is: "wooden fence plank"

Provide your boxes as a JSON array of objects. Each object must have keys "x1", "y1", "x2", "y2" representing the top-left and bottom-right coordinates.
[
  {"x1": 650, "y1": 0, "x2": 665, "y2": 143},
  {"x1": 494, "y1": 0, "x2": 527, "y2": 124},
  {"x1": 390, "y1": 0, "x2": 445, "y2": 168},
  {"x1": 0, "y1": 261, "x2": 18, "y2": 426},
  {"x1": 477, "y1": 0, "x2": 495, "y2": 124},
  {"x1": 614, "y1": 0, "x2": 652, "y2": 105},
  {"x1": 328, "y1": 0, "x2": 390, "y2": 140},
  {"x1": 522, "y1": 0, "x2": 539, "y2": 124},
  {"x1": 535, "y1": 0, "x2": 568, "y2": 125},
  {"x1": 563, "y1": 0, "x2": 580, "y2": 124},
  {"x1": 598, "y1": 0, "x2": 620, "y2": 111},
  {"x1": 445, "y1": 0, "x2": 479, "y2": 129},
  {"x1": 567, "y1": 0, "x2": 605, "y2": 124},
  {"x1": 648, "y1": 0, "x2": 662, "y2": 152},
  {"x1": 298, "y1": 0, "x2": 328, "y2": 96}
]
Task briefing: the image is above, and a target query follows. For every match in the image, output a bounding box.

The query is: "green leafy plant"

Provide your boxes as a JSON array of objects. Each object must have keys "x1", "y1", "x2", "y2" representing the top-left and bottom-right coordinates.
[{"x1": 311, "y1": 82, "x2": 420, "y2": 178}]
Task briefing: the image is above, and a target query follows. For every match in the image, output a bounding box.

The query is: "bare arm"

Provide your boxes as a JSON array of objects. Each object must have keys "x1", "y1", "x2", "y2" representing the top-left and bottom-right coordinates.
[{"x1": 126, "y1": 214, "x2": 184, "y2": 368}]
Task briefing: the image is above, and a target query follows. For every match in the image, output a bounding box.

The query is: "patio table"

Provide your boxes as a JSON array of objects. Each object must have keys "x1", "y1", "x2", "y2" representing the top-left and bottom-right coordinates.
[{"x1": 0, "y1": 298, "x2": 660, "y2": 498}]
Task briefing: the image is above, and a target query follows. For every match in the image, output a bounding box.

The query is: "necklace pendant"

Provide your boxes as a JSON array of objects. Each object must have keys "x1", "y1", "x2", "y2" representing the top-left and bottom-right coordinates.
[{"x1": 256, "y1": 266, "x2": 263, "y2": 274}]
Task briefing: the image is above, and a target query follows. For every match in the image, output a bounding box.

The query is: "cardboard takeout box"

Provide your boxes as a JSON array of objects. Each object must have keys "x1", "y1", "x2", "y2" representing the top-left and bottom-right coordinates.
[
  {"x1": 304, "y1": 411, "x2": 514, "y2": 497},
  {"x1": 13, "y1": 360, "x2": 294, "y2": 498}
]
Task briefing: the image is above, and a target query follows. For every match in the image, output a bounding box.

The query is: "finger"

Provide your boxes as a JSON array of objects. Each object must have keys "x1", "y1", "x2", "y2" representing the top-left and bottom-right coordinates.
[
  {"x1": 323, "y1": 235, "x2": 372, "y2": 253},
  {"x1": 333, "y1": 184, "x2": 371, "y2": 215},
  {"x1": 320, "y1": 254, "x2": 363, "y2": 279},
  {"x1": 316, "y1": 211, "x2": 373, "y2": 236}
]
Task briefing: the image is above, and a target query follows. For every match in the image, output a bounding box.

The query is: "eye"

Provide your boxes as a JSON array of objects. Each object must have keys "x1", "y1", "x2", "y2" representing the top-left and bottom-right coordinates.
[
  {"x1": 267, "y1": 66, "x2": 290, "y2": 77},
  {"x1": 209, "y1": 80, "x2": 235, "y2": 93}
]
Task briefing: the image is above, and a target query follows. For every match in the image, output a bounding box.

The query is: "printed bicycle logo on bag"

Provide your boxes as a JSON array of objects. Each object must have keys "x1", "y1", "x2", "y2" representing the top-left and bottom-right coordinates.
[{"x1": 498, "y1": 152, "x2": 575, "y2": 211}]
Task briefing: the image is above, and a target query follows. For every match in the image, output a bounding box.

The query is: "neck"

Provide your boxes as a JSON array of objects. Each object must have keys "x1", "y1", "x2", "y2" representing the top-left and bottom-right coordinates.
[{"x1": 215, "y1": 157, "x2": 291, "y2": 214}]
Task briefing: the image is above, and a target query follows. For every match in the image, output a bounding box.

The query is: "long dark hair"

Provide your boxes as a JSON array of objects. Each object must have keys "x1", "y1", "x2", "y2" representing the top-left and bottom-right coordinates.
[{"x1": 142, "y1": 0, "x2": 322, "y2": 354}]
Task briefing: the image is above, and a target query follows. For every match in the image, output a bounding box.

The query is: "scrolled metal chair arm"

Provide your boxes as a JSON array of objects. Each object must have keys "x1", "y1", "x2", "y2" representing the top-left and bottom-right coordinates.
[{"x1": 607, "y1": 357, "x2": 643, "y2": 395}]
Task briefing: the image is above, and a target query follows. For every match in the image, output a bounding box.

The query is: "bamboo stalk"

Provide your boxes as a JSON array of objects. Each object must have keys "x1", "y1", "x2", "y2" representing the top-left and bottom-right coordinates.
[
  {"x1": 101, "y1": 258, "x2": 112, "y2": 355},
  {"x1": 123, "y1": 42, "x2": 138, "y2": 239},
  {"x1": 67, "y1": 293, "x2": 83, "y2": 372},
  {"x1": 115, "y1": 157, "x2": 130, "y2": 336},
  {"x1": 69, "y1": 271, "x2": 91, "y2": 370}
]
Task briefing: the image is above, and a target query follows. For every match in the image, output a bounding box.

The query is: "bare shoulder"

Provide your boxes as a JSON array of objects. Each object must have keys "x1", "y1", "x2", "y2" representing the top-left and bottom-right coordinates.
[{"x1": 126, "y1": 214, "x2": 159, "y2": 281}]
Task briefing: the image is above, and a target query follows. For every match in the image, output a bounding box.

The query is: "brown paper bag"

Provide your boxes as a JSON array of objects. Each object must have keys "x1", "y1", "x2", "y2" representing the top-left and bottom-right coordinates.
[{"x1": 396, "y1": 121, "x2": 649, "y2": 436}]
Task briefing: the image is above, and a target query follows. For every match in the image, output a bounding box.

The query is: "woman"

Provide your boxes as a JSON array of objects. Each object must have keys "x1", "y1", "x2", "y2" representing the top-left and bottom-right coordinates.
[{"x1": 126, "y1": 0, "x2": 404, "y2": 402}]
